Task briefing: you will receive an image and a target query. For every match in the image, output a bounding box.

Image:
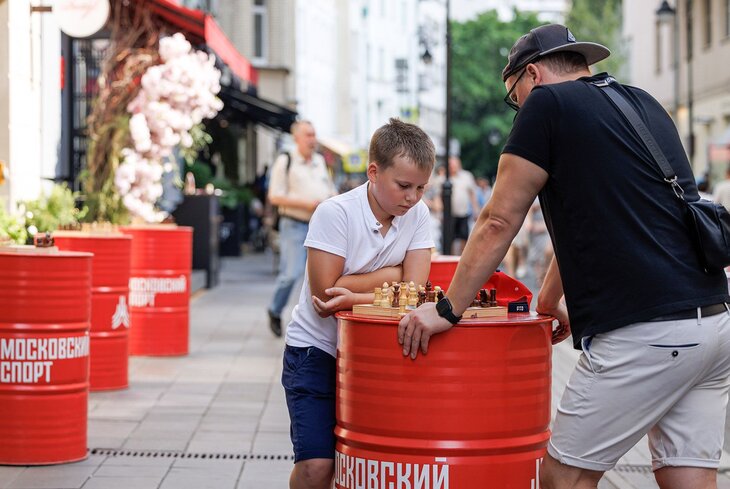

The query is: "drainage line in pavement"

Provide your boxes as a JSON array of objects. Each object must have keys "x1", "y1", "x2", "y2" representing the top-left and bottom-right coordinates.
[{"x1": 89, "y1": 448, "x2": 294, "y2": 461}]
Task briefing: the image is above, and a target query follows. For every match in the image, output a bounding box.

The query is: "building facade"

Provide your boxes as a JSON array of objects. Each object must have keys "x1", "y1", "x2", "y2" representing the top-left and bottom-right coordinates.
[
  {"x1": 624, "y1": 0, "x2": 730, "y2": 183},
  {"x1": 0, "y1": 0, "x2": 62, "y2": 211}
]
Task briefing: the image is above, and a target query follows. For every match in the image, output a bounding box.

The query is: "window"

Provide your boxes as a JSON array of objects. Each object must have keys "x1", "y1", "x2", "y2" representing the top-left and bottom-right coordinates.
[
  {"x1": 253, "y1": 0, "x2": 268, "y2": 63},
  {"x1": 703, "y1": 0, "x2": 712, "y2": 47}
]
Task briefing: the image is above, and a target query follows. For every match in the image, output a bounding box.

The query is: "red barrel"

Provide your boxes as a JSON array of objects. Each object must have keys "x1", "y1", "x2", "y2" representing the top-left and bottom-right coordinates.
[
  {"x1": 54, "y1": 232, "x2": 132, "y2": 391},
  {"x1": 430, "y1": 255, "x2": 533, "y2": 306},
  {"x1": 0, "y1": 248, "x2": 92, "y2": 464},
  {"x1": 120, "y1": 225, "x2": 192, "y2": 356},
  {"x1": 335, "y1": 312, "x2": 552, "y2": 488}
]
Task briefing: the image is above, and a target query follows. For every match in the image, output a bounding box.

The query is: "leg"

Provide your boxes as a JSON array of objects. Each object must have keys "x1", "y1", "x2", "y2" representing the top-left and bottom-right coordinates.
[
  {"x1": 648, "y1": 311, "x2": 730, "y2": 489},
  {"x1": 282, "y1": 346, "x2": 337, "y2": 489},
  {"x1": 654, "y1": 467, "x2": 717, "y2": 489},
  {"x1": 540, "y1": 453, "x2": 604, "y2": 489},
  {"x1": 290, "y1": 459, "x2": 334, "y2": 489},
  {"x1": 268, "y1": 219, "x2": 309, "y2": 334}
]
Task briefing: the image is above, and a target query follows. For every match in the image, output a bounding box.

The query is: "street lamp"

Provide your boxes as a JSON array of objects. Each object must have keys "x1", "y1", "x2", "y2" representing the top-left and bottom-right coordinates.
[
  {"x1": 442, "y1": 0, "x2": 453, "y2": 255},
  {"x1": 656, "y1": 0, "x2": 695, "y2": 160}
]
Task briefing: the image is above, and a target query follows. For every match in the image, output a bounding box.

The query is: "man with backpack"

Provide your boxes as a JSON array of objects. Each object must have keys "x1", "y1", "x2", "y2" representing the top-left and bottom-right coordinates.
[{"x1": 267, "y1": 121, "x2": 336, "y2": 337}]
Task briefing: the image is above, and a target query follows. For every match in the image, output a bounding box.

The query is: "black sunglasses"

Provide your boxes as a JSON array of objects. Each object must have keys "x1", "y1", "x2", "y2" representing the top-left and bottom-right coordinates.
[{"x1": 504, "y1": 68, "x2": 527, "y2": 112}]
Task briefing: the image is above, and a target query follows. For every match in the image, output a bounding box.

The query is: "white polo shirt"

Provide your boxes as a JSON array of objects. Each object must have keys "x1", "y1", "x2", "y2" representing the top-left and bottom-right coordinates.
[{"x1": 285, "y1": 182, "x2": 434, "y2": 357}]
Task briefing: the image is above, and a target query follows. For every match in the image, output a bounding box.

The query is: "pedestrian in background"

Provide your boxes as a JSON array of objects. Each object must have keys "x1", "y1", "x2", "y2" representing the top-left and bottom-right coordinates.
[
  {"x1": 432, "y1": 156, "x2": 479, "y2": 255},
  {"x1": 283, "y1": 118, "x2": 435, "y2": 489},
  {"x1": 713, "y1": 164, "x2": 730, "y2": 210},
  {"x1": 399, "y1": 24, "x2": 730, "y2": 489},
  {"x1": 267, "y1": 121, "x2": 336, "y2": 337}
]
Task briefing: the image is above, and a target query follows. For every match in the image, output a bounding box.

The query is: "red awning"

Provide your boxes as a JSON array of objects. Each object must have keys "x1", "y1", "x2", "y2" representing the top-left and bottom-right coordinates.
[{"x1": 146, "y1": 0, "x2": 258, "y2": 87}]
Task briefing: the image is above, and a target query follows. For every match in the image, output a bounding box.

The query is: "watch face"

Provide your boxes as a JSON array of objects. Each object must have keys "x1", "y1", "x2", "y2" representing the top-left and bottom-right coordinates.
[{"x1": 436, "y1": 297, "x2": 450, "y2": 316}]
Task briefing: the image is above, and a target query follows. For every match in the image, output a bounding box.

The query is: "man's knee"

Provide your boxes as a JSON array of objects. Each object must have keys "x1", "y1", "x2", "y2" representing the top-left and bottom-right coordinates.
[
  {"x1": 292, "y1": 458, "x2": 334, "y2": 488},
  {"x1": 540, "y1": 453, "x2": 603, "y2": 489}
]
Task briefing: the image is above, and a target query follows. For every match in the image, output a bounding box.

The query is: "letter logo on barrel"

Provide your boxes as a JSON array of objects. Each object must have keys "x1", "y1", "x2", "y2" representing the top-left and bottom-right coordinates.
[{"x1": 111, "y1": 296, "x2": 130, "y2": 329}]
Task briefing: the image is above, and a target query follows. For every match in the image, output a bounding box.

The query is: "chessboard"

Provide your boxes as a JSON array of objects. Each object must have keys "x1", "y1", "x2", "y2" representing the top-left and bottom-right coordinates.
[
  {"x1": 351, "y1": 281, "x2": 507, "y2": 320},
  {"x1": 352, "y1": 303, "x2": 507, "y2": 319}
]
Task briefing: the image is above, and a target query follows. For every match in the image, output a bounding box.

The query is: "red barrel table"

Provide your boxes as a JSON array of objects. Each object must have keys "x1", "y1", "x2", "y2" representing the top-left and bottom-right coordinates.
[
  {"x1": 0, "y1": 247, "x2": 92, "y2": 464},
  {"x1": 121, "y1": 225, "x2": 192, "y2": 356},
  {"x1": 54, "y1": 232, "x2": 132, "y2": 391},
  {"x1": 430, "y1": 255, "x2": 533, "y2": 306},
  {"x1": 335, "y1": 311, "x2": 552, "y2": 488}
]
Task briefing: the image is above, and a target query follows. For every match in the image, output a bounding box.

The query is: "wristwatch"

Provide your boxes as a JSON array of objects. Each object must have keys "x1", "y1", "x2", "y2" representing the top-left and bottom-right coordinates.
[{"x1": 436, "y1": 297, "x2": 462, "y2": 325}]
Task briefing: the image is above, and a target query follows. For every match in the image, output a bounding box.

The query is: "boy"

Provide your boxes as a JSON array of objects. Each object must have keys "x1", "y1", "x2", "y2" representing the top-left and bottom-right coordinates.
[{"x1": 282, "y1": 118, "x2": 435, "y2": 489}]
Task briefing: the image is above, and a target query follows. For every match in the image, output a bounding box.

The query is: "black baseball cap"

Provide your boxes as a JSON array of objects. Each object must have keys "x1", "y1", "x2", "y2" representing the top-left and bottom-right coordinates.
[{"x1": 502, "y1": 24, "x2": 610, "y2": 81}]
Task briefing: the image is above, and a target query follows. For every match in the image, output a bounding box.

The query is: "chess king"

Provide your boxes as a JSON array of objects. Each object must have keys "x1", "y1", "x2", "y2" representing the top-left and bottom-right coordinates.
[{"x1": 280, "y1": 118, "x2": 437, "y2": 489}]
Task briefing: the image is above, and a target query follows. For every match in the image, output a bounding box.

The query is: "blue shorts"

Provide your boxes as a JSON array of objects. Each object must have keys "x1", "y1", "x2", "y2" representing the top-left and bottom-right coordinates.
[{"x1": 281, "y1": 345, "x2": 336, "y2": 462}]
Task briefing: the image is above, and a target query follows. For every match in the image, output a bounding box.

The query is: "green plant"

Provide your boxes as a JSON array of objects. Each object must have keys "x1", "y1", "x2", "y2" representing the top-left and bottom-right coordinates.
[
  {"x1": 20, "y1": 184, "x2": 88, "y2": 234},
  {"x1": 0, "y1": 202, "x2": 27, "y2": 244}
]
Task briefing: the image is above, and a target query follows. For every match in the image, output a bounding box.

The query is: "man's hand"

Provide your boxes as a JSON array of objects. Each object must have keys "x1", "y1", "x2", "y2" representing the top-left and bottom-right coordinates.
[
  {"x1": 537, "y1": 301, "x2": 571, "y2": 345},
  {"x1": 398, "y1": 303, "x2": 453, "y2": 360},
  {"x1": 312, "y1": 287, "x2": 354, "y2": 318}
]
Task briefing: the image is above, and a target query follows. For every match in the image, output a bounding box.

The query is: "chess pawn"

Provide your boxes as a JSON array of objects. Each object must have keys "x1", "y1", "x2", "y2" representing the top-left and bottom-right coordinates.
[
  {"x1": 374, "y1": 287, "x2": 382, "y2": 306},
  {"x1": 417, "y1": 290, "x2": 426, "y2": 307},
  {"x1": 434, "y1": 286, "x2": 443, "y2": 302},
  {"x1": 408, "y1": 287, "x2": 418, "y2": 307},
  {"x1": 490, "y1": 288, "x2": 497, "y2": 307},
  {"x1": 381, "y1": 284, "x2": 391, "y2": 307},
  {"x1": 479, "y1": 289, "x2": 488, "y2": 307},
  {"x1": 399, "y1": 301, "x2": 406, "y2": 314}
]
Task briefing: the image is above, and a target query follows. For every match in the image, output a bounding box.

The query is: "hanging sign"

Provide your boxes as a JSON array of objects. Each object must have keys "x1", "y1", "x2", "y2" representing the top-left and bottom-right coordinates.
[{"x1": 55, "y1": 0, "x2": 110, "y2": 38}]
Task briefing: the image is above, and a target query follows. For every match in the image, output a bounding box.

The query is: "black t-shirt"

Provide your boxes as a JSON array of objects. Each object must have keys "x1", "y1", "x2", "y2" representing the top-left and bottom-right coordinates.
[{"x1": 503, "y1": 73, "x2": 729, "y2": 348}]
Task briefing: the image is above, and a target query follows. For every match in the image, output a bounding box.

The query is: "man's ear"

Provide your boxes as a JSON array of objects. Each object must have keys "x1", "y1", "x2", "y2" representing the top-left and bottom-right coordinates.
[{"x1": 527, "y1": 63, "x2": 542, "y2": 85}]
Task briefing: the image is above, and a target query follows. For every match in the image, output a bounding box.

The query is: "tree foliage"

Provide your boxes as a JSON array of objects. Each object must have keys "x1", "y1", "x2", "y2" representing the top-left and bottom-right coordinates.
[
  {"x1": 450, "y1": 4, "x2": 625, "y2": 178},
  {"x1": 450, "y1": 10, "x2": 542, "y2": 178},
  {"x1": 565, "y1": 0, "x2": 625, "y2": 78}
]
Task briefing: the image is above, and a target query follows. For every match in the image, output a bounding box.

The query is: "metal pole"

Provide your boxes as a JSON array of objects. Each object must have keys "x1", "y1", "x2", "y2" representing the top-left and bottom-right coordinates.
[
  {"x1": 687, "y1": 0, "x2": 695, "y2": 160},
  {"x1": 673, "y1": 5, "x2": 680, "y2": 120},
  {"x1": 442, "y1": 0, "x2": 453, "y2": 255}
]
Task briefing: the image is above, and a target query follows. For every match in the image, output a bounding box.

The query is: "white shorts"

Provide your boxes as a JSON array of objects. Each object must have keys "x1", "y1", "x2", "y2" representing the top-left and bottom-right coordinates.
[{"x1": 548, "y1": 305, "x2": 730, "y2": 472}]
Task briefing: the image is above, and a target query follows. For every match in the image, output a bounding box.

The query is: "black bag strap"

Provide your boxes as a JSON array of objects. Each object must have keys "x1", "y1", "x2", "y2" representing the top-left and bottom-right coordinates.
[{"x1": 590, "y1": 78, "x2": 687, "y2": 202}]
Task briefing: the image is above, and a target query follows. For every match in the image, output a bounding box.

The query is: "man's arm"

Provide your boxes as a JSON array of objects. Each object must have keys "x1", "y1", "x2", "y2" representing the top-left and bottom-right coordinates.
[
  {"x1": 536, "y1": 255, "x2": 571, "y2": 344},
  {"x1": 398, "y1": 154, "x2": 549, "y2": 358}
]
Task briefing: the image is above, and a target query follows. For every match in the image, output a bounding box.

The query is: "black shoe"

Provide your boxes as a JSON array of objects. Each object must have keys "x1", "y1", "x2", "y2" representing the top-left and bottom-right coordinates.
[{"x1": 268, "y1": 311, "x2": 282, "y2": 337}]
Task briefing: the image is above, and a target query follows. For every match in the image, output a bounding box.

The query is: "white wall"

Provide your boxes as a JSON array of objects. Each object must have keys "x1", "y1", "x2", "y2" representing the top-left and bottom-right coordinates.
[
  {"x1": 295, "y1": 0, "x2": 338, "y2": 138},
  {"x1": 3, "y1": 1, "x2": 41, "y2": 210}
]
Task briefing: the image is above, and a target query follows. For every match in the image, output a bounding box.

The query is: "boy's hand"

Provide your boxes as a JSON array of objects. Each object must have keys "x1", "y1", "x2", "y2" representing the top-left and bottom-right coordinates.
[
  {"x1": 312, "y1": 287, "x2": 354, "y2": 318},
  {"x1": 398, "y1": 303, "x2": 453, "y2": 360}
]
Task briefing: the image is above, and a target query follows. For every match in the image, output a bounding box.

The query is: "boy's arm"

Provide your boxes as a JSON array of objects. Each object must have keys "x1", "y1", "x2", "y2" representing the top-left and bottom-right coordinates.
[
  {"x1": 401, "y1": 248, "x2": 431, "y2": 285},
  {"x1": 334, "y1": 266, "x2": 403, "y2": 292},
  {"x1": 308, "y1": 248, "x2": 373, "y2": 318}
]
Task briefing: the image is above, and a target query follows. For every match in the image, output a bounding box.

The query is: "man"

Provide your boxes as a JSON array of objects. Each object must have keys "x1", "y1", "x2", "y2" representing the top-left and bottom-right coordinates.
[
  {"x1": 267, "y1": 121, "x2": 336, "y2": 337},
  {"x1": 447, "y1": 156, "x2": 480, "y2": 254},
  {"x1": 713, "y1": 164, "x2": 730, "y2": 210},
  {"x1": 399, "y1": 24, "x2": 730, "y2": 489}
]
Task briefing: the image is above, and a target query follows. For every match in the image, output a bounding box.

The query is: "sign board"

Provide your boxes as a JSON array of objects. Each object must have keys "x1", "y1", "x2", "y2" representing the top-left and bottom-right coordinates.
[{"x1": 55, "y1": 0, "x2": 110, "y2": 38}]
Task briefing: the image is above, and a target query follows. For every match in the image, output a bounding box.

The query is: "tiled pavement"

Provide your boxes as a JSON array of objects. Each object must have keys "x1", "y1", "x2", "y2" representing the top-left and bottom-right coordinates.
[{"x1": 3, "y1": 251, "x2": 730, "y2": 488}]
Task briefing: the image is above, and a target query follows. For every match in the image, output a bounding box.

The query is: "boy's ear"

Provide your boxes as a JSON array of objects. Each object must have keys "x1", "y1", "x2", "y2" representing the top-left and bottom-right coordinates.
[{"x1": 367, "y1": 161, "x2": 379, "y2": 182}]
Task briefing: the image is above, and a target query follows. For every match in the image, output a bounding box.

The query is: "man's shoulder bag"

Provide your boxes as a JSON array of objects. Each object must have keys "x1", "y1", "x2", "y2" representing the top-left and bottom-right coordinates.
[
  {"x1": 592, "y1": 78, "x2": 730, "y2": 273},
  {"x1": 271, "y1": 152, "x2": 292, "y2": 232}
]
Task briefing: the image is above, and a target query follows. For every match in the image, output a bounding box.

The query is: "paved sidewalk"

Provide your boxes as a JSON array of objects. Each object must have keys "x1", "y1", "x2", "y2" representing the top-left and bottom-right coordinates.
[{"x1": 2, "y1": 251, "x2": 730, "y2": 488}]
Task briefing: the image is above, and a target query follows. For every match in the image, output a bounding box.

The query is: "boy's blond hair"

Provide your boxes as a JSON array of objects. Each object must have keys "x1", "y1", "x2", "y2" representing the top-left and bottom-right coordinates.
[{"x1": 369, "y1": 118, "x2": 436, "y2": 172}]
